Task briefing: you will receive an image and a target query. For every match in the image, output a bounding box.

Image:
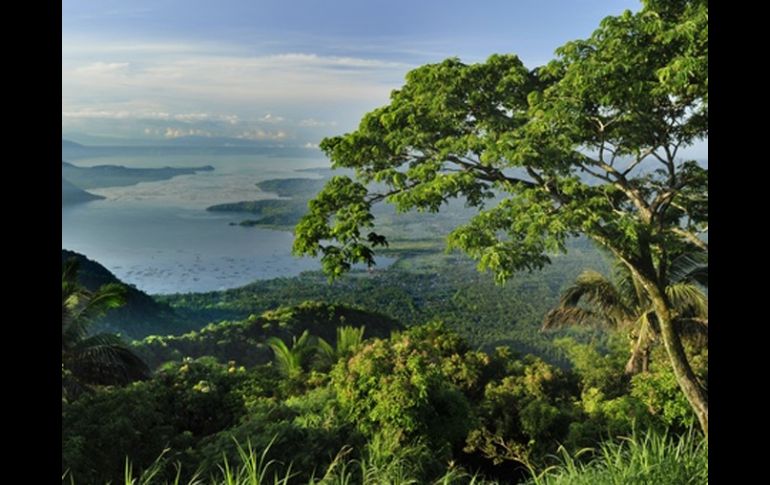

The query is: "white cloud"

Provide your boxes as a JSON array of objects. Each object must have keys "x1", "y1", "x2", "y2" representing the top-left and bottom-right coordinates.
[
  {"x1": 63, "y1": 46, "x2": 408, "y2": 110},
  {"x1": 260, "y1": 53, "x2": 408, "y2": 70},
  {"x1": 299, "y1": 118, "x2": 337, "y2": 128},
  {"x1": 62, "y1": 39, "x2": 412, "y2": 140},
  {"x1": 62, "y1": 109, "x2": 240, "y2": 124},
  {"x1": 74, "y1": 62, "x2": 130, "y2": 75},
  {"x1": 260, "y1": 113, "x2": 285, "y2": 123},
  {"x1": 62, "y1": 109, "x2": 136, "y2": 119},
  {"x1": 164, "y1": 127, "x2": 212, "y2": 138},
  {"x1": 236, "y1": 129, "x2": 288, "y2": 141}
]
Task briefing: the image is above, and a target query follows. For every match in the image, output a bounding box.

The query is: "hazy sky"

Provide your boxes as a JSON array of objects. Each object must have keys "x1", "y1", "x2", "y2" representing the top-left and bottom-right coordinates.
[{"x1": 62, "y1": 0, "x2": 704, "y2": 157}]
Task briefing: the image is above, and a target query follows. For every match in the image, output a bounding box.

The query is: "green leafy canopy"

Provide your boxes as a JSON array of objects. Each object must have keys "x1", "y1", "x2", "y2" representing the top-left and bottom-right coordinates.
[{"x1": 292, "y1": 0, "x2": 707, "y2": 286}]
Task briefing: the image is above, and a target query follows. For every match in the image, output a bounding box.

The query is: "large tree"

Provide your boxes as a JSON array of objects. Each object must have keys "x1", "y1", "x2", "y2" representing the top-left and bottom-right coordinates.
[{"x1": 293, "y1": 0, "x2": 708, "y2": 436}]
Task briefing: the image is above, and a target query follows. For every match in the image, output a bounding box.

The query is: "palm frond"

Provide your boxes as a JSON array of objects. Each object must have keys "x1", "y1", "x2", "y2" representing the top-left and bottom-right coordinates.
[
  {"x1": 613, "y1": 262, "x2": 649, "y2": 311},
  {"x1": 267, "y1": 336, "x2": 303, "y2": 377},
  {"x1": 67, "y1": 334, "x2": 150, "y2": 385},
  {"x1": 61, "y1": 261, "x2": 148, "y2": 390},
  {"x1": 336, "y1": 326, "x2": 365, "y2": 356},
  {"x1": 73, "y1": 283, "x2": 127, "y2": 324},
  {"x1": 62, "y1": 258, "x2": 80, "y2": 285},
  {"x1": 666, "y1": 283, "x2": 708, "y2": 318},
  {"x1": 315, "y1": 337, "x2": 336, "y2": 369},
  {"x1": 557, "y1": 269, "x2": 634, "y2": 323},
  {"x1": 668, "y1": 250, "x2": 708, "y2": 287},
  {"x1": 632, "y1": 311, "x2": 658, "y2": 338},
  {"x1": 542, "y1": 307, "x2": 601, "y2": 331}
]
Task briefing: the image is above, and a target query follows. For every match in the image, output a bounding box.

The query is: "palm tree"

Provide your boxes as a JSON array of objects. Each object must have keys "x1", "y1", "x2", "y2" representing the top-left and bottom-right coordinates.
[
  {"x1": 62, "y1": 259, "x2": 150, "y2": 400},
  {"x1": 266, "y1": 330, "x2": 316, "y2": 378},
  {"x1": 542, "y1": 253, "x2": 707, "y2": 375},
  {"x1": 316, "y1": 325, "x2": 366, "y2": 369}
]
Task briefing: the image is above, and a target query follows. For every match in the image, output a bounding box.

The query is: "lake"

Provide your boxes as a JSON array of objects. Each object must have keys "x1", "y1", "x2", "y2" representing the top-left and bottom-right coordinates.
[{"x1": 62, "y1": 146, "x2": 392, "y2": 294}]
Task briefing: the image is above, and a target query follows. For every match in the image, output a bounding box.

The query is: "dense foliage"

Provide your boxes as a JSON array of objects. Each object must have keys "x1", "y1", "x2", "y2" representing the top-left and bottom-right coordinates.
[
  {"x1": 156, "y1": 238, "x2": 610, "y2": 368},
  {"x1": 134, "y1": 301, "x2": 399, "y2": 369},
  {"x1": 62, "y1": 259, "x2": 150, "y2": 400},
  {"x1": 292, "y1": 0, "x2": 708, "y2": 435},
  {"x1": 64, "y1": 318, "x2": 704, "y2": 484},
  {"x1": 62, "y1": 250, "x2": 183, "y2": 338},
  {"x1": 62, "y1": 1, "x2": 708, "y2": 482}
]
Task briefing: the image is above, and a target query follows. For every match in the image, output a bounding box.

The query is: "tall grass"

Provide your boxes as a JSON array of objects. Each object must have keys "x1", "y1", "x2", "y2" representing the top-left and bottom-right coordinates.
[
  {"x1": 525, "y1": 429, "x2": 708, "y2": 485},
  {"x1": 74, "y1": 429, "x2": 707, "y2": 485}
]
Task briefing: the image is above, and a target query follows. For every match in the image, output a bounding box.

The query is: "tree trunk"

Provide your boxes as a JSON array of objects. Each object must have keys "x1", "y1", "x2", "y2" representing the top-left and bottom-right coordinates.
[
  {"x1": 645, "y1": 283, "x2": 709, "y2": 439},
  {"x1": 624, "y1": 322, "x2": 652, "y2": 375}
]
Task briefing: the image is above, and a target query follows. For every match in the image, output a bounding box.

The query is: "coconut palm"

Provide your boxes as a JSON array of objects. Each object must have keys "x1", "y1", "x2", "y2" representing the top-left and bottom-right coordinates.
[
  {"x1": 542, "y1": 252, "x2": 707, "y2": 375},
  {"x1": 266, "y1": 330, "x2": 316, "y2": 378},
  {"x1": 316, "y1": 325, "x2": 366, "y2": 369},
  {"x1": 62, "y1": 259, "x2": 150, "y2": 399}
]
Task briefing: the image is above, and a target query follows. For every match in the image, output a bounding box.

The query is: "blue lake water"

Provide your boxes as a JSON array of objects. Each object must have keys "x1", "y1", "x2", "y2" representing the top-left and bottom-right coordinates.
[{"x1": 62, "y1": 148, "x2": 392, "y2": 294}]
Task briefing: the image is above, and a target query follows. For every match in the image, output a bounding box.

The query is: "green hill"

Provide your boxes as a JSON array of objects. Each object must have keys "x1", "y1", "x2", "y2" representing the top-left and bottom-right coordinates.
[
  {"x1": 133, "y1": 301, "x2": 401, "y2": 369},
  {"x1": 62, "y1": 250, "x2": 191, "y2": 338}
]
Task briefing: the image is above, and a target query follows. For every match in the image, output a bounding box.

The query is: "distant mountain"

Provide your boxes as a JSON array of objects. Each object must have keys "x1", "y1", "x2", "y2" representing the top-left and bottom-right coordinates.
[
  {"x1": 62, "y1": 177, "x2": 104, "y2": 205},
  {"x1": 62, "y1": 250, "x2": 184, "y2": 338},
  {"x1": 62, "y1": 161, "x2": 214, "y2": 189},
  {"x1": 62, "y1": 139, "x2": 84, "y2": 149}
]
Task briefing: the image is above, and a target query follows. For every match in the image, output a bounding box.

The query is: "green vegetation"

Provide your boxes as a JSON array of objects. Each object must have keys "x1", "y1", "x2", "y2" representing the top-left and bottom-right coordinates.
[
  {"x1": 62, "y1": 1, "x2": 707, "y2": 483},
  {"x1": 64, "y1": 321, "x2": 704, "y2": 484},
  {"x1": 154, "y1": 239, "x2": 609, "y2": 367},
  {"x1": 543, "y1": 254, "x2": 707, "y2": 375},
  {"x1": 293, "y1": 0, "x2": 708, "y2": 435},
  {"x1": 133, "y1": 301, "x2": 399, "y2": 369},
  {"x1": 524, "y1": 430, "x2": 707, "y2": 485},
  {"x1": 62, "y1": 258, "x2": 150, "y2": 401},
  {"x1": 63, "y1": 250, "x2": 186, "y2": 338},
  {"x1": 86, "y1": 428, "x2": 704, "y2": 485}
]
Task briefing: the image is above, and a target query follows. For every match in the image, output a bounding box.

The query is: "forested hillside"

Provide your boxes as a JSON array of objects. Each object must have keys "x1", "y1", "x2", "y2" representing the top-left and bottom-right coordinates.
[
  {"x1": 62, "y1": 250, "x2": 189, "y2": 337},
  {"x1": 62, "y1": 1, "x2": 708, "y2": 483}
]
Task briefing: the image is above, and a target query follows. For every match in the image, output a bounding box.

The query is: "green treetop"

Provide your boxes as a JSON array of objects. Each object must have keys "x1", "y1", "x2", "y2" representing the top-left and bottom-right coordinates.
[{"x1": 293, "y1": 0, "x2": 708, "y2": 437}]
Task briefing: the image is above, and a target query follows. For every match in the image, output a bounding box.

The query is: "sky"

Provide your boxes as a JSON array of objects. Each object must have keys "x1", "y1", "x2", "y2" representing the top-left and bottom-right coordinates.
[{"x1": 62, "y1": 0, "x2": 705, "y2": 158}]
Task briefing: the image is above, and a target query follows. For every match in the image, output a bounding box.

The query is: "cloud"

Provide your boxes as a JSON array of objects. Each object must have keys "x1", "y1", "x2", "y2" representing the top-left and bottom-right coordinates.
[
  {"x1": 62, "y1": 109, "x2": 240, "y2": 125},
  {"x1": 260, "y1": 113, "x2": 285, "y2": 123},
  {"x1": 299, "y1": 118, "x2": 337, "y2": 127},
  {"x1": 164, "y1": 127, "x2": 212, "y2": 138},
  {"x1": 74, "y1": 62, "x2": 130, "y2": 75},
  {"x1": 260, "y1": 53, "x2": 408, "y2": 70},
  {"x1": 63, "y1": 46, "x2": 409, "y2": 110},
  {"x1": 235, "y1": 129, "x2": 288, "y2": 141},
  {"x1": 62, "y1": 39, "x2": 413, "y2": 141}
]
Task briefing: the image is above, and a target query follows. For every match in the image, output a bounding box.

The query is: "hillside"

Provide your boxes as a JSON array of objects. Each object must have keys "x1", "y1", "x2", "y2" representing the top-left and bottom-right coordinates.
[
  {"x1": 62, "y1": 177, "x2": 104, "y2": 205},
  {"x1": 157, "y1": 237, "x2": 611, "y2": 366},
  {"x1": 62, "y1": 139, "x2": 84, "y2": 149},
  {"x1": 133, "y1": 301, "x2": 401, "y2": 369},
  {"x1": 62, "y1": 250, "x2": 189, "y2": 338}
]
